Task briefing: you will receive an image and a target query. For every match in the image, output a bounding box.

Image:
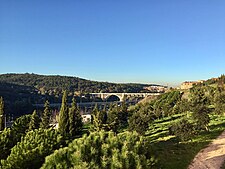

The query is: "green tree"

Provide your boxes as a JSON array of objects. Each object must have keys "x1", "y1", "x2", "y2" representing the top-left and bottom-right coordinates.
[
  {"x1": 73, "y1": 101, "x2": 83, "y2": 135},
  {"x1": 0, "y1": 97, "x2": 5, "y2": 131},
  {"x1": 69, "y1": 97, "x2": 83, "y2": 137},
  {"x1": 0, "y1": 128, "x2": 63, "y2": 169},
  {"x1": 58, "y1": 91, "x2": 69, "y2": 136},
  {"x1": 0, "y1": 115, "x2": 32, "y2": 160},
  {"x1": 107, "y1": 105, "x2": 120, "y2": 133},
  {"x1": 68, "y1": 98, "x2": 76, "y2": 137},
  {"x1": 192, "y1": 105, "x2": 210, "y2": 131},
  {"x1": 92, "y1": 106, "x2": 107, "y2": 132},
  {"x1": 214, "y1": 87, "x2": 225, "y2": 115},
  {"x1": 41, "y1": 131, "x2": 158, "y2": 169},
  {"x1": 170, "y1": 118, "x2": 196, "y2": 141},
  {"x1": 107, "y1": 102, "x2": 128, "y2": 133},
  {"x1": 40, "y1": 100, "x2": 51, "y2": 129},
  {"x1": 11, "y1": 114, "x2": 31, "y2": 140},
  {"x1": 28, "y1": 110, "x2": 40, "y2": 131},
  {"x1": 128, "y1": 110, "x2": 152, "y2": 135},
  {"x1": 0, "y1": 128, "x2": 16, "y2": 160},
  {"x1": 172, "y1": 99, "x2": 189, "y2": 114},
  {"x1": 190, "y1": 87, "x2": 210, "y2": 131},
  {"x1": 119, "y1": 98, "x2": 128, "y2": 125}
]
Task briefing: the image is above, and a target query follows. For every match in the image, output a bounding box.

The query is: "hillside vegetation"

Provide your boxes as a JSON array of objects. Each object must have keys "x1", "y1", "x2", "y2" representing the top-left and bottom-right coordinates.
[
  {"x1": 1, "y1": 75, "x2": 225, "y2": 168},
  {"x1": 0, "y1": 73, "x2": 161, "y2": 94},
  {"x1": 0, "y1": 73, "x2": 164, "y2": 116}
]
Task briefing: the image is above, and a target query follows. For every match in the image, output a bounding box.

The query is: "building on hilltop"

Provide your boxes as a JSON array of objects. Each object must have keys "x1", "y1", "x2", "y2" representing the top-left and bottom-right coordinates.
[
  {"x1": 143, "y1": 86, "x2": 167, "y2": 93},
  {"x1": 180, "y1": 80, "x2": 205, "y2": 90}
]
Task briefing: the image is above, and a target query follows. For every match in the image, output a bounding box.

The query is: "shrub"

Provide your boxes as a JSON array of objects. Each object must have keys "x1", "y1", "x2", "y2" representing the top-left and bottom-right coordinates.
[
  {"x1": 41, "y1": 131, "x2": 158, "y2": 169},
  {"x1": 11, "y1": 114, "x2": 31, "y2": 140},
  {"x1": 0, "y1": 115, "x2": 33, "y2": 160},
  {"x1": 0, "y1": 128, "x2": 63, "y2": 169},
  {"x1": 128, "y1": 110, "x2": 152, "y2": 135},
  {"x1": 0, "y1": 128, "x2": 16, "y2": 160},
  {"x1": 170, "y1": 119, "x2": 196, "y2": 141}
]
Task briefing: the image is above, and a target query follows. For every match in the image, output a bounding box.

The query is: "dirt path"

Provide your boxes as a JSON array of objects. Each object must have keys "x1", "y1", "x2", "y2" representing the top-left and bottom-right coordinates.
[{"x1": 188, "y1": 130, "x2": 225, "y2": 169}]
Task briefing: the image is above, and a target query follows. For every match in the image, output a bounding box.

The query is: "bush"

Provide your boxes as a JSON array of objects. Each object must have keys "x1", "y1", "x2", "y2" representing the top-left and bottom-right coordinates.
[
  {"x1": 11, "y1": 114, "x2": 31, "y2": 140},
  {"x1": 107, "y1": 104, "x2": 128, "y2": 133},
  {"x1": 0, "y1": 128, "x2": 63, "y2": 169},
  {"x1": 192, "y1": 105, "x2": 210, "y2": 131},
  {"x1": 41, "y1": 131, "x2": 158, "y2": 169},
  {"x1": 170, "y1": 119, "x2": 196, "y2": 141},
  {"x1": 0, "y1": 115, "x2": 33, "y2": 160},
  {"x1": 128, "y1": 110, "x2": 152, "y2": 135},
  {"x1": 0, "y1": 128, "x2": 16, "y2": 160}
]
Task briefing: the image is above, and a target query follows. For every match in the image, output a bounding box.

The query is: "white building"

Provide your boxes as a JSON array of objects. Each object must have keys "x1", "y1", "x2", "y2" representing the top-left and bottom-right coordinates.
[{"x1": 82, "y1": 114, "x2": 92, "y2": 123}]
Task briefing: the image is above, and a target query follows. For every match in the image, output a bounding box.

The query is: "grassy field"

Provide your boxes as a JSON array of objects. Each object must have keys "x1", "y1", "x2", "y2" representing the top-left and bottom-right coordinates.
[{"x1": 147, "y1": 114, "x2": 225, "y2": 169}]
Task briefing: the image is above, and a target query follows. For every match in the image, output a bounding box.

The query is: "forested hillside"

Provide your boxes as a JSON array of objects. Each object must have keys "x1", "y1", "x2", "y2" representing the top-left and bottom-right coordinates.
[
  {"x1": 0, "y1": 73, "x2": 165, "y2": 116},
  {"x1": 0, "y1": 73, "x2": 160, "y2": 94}
]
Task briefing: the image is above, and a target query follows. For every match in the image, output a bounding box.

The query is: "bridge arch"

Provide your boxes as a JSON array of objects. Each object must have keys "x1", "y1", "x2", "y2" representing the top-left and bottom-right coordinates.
[{"x1": 105, "y1": 94, "x2": 122, "y2": 102}]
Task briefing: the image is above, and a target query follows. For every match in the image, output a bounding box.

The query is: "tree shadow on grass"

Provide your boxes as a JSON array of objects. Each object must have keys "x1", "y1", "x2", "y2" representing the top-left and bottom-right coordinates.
[
  {"x1": 152, "y1": 138, "x2": 210, "y2": 169},
  {"x1": 150, "y1": 122, "x2": 225, "y2": 169},
  {"x1": 154, "y1": 115, "x2": 184, "y2": 124}
]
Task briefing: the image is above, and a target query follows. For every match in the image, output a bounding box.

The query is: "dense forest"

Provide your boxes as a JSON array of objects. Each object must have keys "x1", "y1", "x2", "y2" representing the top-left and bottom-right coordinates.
[
  {"x1": 0, "y1": 73, "x2": 162, "y2": 94},
  {"x1": 0, "y1": 73, "x2": 165, "y2": 117},
  {"x1": 1, "y1": 75, "x2": 225, "y2": 168}
]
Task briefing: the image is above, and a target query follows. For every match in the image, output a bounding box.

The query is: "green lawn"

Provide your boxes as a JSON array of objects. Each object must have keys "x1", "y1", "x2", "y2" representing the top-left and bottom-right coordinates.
[{"x1": 147, "y1": 114, "x2": 225, "y2": 169}]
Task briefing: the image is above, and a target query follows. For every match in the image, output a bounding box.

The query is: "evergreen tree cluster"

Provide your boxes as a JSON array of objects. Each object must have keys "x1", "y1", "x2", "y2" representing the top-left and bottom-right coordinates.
[
  {"x1": 0, "y1": 94, "x2": 83, "y2": 163},
  {"x1": 58, "y1": 91, "x2": 83, "y2": 137},
  {"x1": 131, "y1": 91, "x2": 184, "y2": 120},
  {"x1": 127, "y1": 91, "x2": 184, "y2": 135},
  {"x1": 90, "y1": 101, "x2": 128, "y2": 133}
]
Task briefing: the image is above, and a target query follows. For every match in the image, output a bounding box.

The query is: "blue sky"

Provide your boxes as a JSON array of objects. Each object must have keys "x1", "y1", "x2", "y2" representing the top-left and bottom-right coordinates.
[{"x1": 0, "y1": 0, "x2": 225, "y2": 86}]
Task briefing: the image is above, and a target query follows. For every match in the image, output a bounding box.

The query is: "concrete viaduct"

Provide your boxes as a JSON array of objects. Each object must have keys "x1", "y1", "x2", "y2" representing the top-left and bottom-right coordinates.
[{"x1": 90, "y1": 92, "x2": 161, "y2": 101}]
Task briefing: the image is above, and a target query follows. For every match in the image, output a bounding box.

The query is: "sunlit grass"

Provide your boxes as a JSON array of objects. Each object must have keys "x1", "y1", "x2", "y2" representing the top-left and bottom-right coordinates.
[{"x1": 147, "y1": 114, "x2": 225, "y2": 169}]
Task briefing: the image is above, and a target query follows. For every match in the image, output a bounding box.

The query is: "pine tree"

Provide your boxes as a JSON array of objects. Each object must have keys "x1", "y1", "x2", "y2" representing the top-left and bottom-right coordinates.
[
  {"x1": 119, "y1": 98, "x2": 128, "y2": 125},
  {"x1": 92, "y1": 107, "x2": 102, "y2": 132},
  {"x1": 28, "y1": 110, "x2": 40, "y2": 131},
  {"x1": 69, "y1": 97, "x2": 83, "y2": 136},
  {"x1": 74, "y1": 99, "x2": 83, "y2": 134},
  {"x1": 190, "y1": 88, "x2": 210, "y2": 131},
  {"x1": 11, "y1": 114, "x2": 32, "y2": 140},
  {"x1": 128, "y1": 110, "x2": 152, "y2": 135},
  {"x1": 0, "y1": 128, "x2": 16, "y2": 160},
  {"x1": 0, "y1": 97, "x2": 5, "y2": 131},
  {"x1": 58, "y1": 91, "x2": 69, "y2": 136},
  {"x1": 69, "y1": 98, "x2": 76, "y2": 137},
  {"x1": 92, "y1": 106, "x2": 107, "y2": 132},
  {"x1": 41, "y1": 131, "x2": 158, "y2": 169},
  {"x1": 1, "y1": 128, "x2": 63, "y2": 169},
  {"x1": 214, "y1": 86, "x2": 225, "y2": 115},
  {"x1": 107, "y1": 105, "x2": 120, "y2": 133},
  {"x1": 40, "y1": 100, "x2": 51, "y2": 129}
]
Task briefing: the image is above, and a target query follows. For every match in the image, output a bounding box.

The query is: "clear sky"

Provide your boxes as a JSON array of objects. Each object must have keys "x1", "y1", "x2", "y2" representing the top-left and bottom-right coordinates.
[{"x1": 0, "y1": 0, "x2": 225, "y2": 86}]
